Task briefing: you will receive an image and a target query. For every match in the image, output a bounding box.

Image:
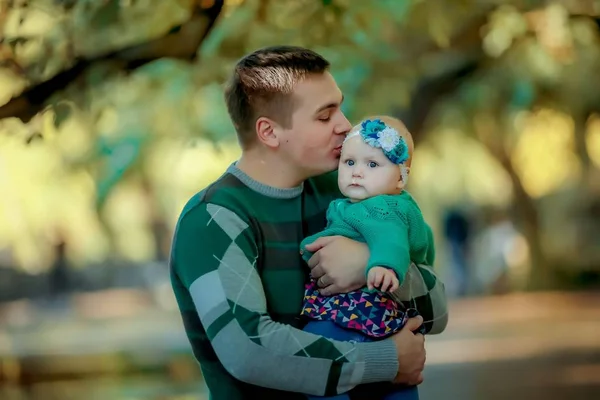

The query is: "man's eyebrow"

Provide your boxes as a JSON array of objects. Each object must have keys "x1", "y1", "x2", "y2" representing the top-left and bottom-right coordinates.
[{"x1": 314, "y1": 94, "x2": 344, "y2": 114}]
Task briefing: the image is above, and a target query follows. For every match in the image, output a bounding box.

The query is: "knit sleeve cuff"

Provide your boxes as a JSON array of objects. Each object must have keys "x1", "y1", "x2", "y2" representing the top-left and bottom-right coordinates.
[{"x1": 356, "y1": 339, "x2": 398, "y2": 384}]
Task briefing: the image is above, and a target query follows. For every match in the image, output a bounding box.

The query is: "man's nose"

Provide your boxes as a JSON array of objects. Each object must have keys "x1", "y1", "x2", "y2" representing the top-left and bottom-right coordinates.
[{"x1": 335, "y1": 112, "x2": 352, "y2": 135}]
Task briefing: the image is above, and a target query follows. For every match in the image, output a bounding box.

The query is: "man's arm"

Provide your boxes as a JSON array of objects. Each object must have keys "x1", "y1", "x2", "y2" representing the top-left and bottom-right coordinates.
[
  {"x1": 172, "y1": 202, "x2": 399, "y2": 396},
  {"x1": 390, "y1": 224, "x2": 446, "y2": 335},
  {"x1": 306, "y1": 239, "x2": 448, "y2": 335},
  {"x1": 390, "y1": 263, "x2": 448, "y2": 335}
]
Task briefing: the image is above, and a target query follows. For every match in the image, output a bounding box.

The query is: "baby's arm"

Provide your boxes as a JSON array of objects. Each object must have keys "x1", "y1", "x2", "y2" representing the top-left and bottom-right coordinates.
[
  {"x1": 345, "y1": 202, "x2": 411, "y2": 285},
  {"x1": 367, "y1": 266, "x2": 400, "y2": 292},
  {"x1": 300, "y1": 227, "x2": 338, "y2": 262},
  {"x1": 300, "y1": 200, "x2": 349, "y2": 262},
  {"x1": 364, "y1": 220, "x2": 411, "y2": 283},
  {"x1": 424, "y1": 223, "x2": 436, "y2": 266}
]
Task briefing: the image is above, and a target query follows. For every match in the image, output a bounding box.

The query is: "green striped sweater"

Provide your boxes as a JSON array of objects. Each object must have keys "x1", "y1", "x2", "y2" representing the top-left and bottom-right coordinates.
[{"x1": 169, "y1": 164, "x2": 448, "y2": 399}]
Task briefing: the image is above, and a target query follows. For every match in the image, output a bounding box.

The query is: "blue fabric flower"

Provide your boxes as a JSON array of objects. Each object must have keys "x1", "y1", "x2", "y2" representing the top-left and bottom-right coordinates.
[{"x1": 359, "y1": 119, "x2": 410, "y2": 165}]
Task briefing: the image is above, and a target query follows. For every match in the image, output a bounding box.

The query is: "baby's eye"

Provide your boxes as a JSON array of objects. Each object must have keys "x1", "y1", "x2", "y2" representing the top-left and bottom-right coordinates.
[
  {"x1": 345, "y1": 159, "x2": 355, "y2": 166},
  {"x1": 368, "y1": 161, "x2": 378, "y2": 168}
]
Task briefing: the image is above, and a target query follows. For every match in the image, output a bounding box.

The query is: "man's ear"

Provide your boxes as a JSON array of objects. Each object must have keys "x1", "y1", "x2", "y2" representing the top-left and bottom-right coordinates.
[{"x1": 256, "y1": 117, "x2": 280, "y2": 148}]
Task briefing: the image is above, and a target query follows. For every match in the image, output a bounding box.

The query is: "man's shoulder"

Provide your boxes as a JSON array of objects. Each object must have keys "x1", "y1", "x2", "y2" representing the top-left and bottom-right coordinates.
[
  {"x1": 200, "y1": 169, "x2": 255, "y2": 205},
  {"x1": 177, "y1": 171, "x2": 253, "y2": 227}
]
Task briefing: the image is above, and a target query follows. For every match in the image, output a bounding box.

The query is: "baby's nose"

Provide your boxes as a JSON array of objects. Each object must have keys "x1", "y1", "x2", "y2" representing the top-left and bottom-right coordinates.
[{"x1": 352, "y1": 168, "x2": 364, "y2": 177}]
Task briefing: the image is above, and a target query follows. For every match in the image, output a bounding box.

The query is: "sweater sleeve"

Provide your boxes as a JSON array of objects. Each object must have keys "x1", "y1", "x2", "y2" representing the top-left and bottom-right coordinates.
[
  {"x1": 172, "y1": 202, "x2": 399, "y2": 396},
  {"x1": 389, "y1": 263, "x2": 448, "y2": 335},
  {"x1": 344, "y1": 198, "x2": 411, "y2": 284}
]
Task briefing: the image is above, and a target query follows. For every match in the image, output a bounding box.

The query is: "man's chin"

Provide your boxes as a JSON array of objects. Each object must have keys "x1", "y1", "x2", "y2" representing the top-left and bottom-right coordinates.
[
  {"x1": 304, "y1": 164, "x2": 338, "y2": 179},
  {"x1": 320, "y1": 161, "x2": 340, "y2": 174}
]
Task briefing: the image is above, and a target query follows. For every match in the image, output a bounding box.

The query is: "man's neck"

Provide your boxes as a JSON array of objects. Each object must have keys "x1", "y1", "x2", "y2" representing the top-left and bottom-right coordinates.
[{"x1": 236, "y1": 149, "x2": 306, "y2": 189}]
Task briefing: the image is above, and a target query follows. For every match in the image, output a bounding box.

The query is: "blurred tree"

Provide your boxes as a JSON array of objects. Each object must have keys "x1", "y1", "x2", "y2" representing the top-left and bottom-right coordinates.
[
  {"x1": 0, "y1": 0, "x2": 599, "y2": 288},
  {"x1": 430, "y1": 3, "x2": 600, "y2": 288}
]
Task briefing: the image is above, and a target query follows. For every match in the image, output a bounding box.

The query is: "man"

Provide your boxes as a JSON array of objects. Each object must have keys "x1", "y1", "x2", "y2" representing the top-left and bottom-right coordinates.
[{"x1": 170, "y1": 46, "x2": 448, "y2": 399}]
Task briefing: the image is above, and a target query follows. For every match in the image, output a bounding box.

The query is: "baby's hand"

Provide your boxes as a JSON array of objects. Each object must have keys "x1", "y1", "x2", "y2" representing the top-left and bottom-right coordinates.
[{"x1": 367, "y1": 267, "x2": 399, "y2": 292}]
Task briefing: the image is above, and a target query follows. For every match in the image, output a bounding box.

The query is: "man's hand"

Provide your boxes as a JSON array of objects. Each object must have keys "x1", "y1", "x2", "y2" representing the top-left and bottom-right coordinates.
[
  {"x1": 367, "y1": 266, "x2": 400, "y2": 292},
  {"x1": 391, "y1": 316, "x2": 426, "y2": 386},
  {"x1": 304, "y1": 236, "x2": 369, "y2": 296}
]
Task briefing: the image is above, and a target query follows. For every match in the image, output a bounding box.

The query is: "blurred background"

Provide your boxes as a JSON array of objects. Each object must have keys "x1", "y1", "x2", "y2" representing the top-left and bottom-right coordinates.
[{"x1": 0, "y1": 0, "x2": 599, "y2": 399}]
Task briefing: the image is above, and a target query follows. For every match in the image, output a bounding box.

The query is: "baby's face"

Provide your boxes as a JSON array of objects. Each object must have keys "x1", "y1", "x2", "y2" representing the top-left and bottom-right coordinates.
[{"x1": 338, "y1": 136, "x2": 403, "y2": 201}]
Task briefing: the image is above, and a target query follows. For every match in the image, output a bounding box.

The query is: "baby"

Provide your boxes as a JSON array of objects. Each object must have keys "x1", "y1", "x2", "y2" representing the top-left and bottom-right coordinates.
[{"x1": 299, "y1": 116, "x2": 435, "y2": 400}]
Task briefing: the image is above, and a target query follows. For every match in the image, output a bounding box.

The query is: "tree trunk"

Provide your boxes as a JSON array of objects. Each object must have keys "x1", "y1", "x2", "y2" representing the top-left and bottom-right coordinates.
[
  {"x1": 572, "y1": 111, "x2": 598, "y2": 189},
  {"x1": 497, "y1": 153, "x2": 552, "y2": 290},
  {"x1": 474, "y1": 114, "x2": 552, "y2": 290}
]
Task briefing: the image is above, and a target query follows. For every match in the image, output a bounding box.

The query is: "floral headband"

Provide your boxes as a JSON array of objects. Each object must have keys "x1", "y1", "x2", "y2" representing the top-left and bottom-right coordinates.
[
  {"x1": 345, "y1": 118, "x2": 411, "y2": 183},
  {"x1": 345, "y1": 119, "x2": 410, "y2": 164}
]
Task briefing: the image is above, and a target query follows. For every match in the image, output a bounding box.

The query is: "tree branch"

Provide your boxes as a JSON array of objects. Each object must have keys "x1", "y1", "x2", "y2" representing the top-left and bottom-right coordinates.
[
  {"x1": 0, "y1": 0, "x2": 224, "y2": 123},
  {"x1": 394, "y1": 13, "x2": 488, "y2": 138}
]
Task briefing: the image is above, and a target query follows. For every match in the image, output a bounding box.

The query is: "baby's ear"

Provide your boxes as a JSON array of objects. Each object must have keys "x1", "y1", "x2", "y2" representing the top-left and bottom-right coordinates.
[
  {"x1": 396, "y1": 176, "x2": 405, "y2": 190},
  {"x1": 397, "y1": 166, "x2": 410, "y2": 189}
]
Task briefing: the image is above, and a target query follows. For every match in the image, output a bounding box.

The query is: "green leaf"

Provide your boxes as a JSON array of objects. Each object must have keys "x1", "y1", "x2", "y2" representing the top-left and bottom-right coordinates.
[
  {"x1": 53, "y1": 102, "x2": 73, "y2": 129},
  {"x1": 95, "y1": 135, "x2": 144, "y2": 208},
  {"x1": 90, "y1": 0, "x2": 121, "y2": 28},
  {"x1": 6, "y1": 37, "x2": 28, "y2": 52},
  {"x1": 510, "y1": 79, "x2": 536, "y2": 109}
]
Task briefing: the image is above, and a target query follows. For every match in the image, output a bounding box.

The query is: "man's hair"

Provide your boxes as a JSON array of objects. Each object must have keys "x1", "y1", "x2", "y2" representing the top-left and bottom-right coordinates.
[{"x1": 224, "y1": 46, "x2": 330, "y2": 149}]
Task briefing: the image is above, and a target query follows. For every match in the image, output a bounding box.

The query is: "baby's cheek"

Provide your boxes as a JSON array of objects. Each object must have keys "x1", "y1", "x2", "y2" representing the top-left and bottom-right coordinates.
[{"x1": 377, "y1": 172, "x2": 402, "y2": 194}]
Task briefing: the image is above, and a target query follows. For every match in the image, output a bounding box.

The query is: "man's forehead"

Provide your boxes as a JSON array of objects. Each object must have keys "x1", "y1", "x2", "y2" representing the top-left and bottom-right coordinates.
[{"x1": 293, "y1": 72, "x2": 343, "y2": 110}]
